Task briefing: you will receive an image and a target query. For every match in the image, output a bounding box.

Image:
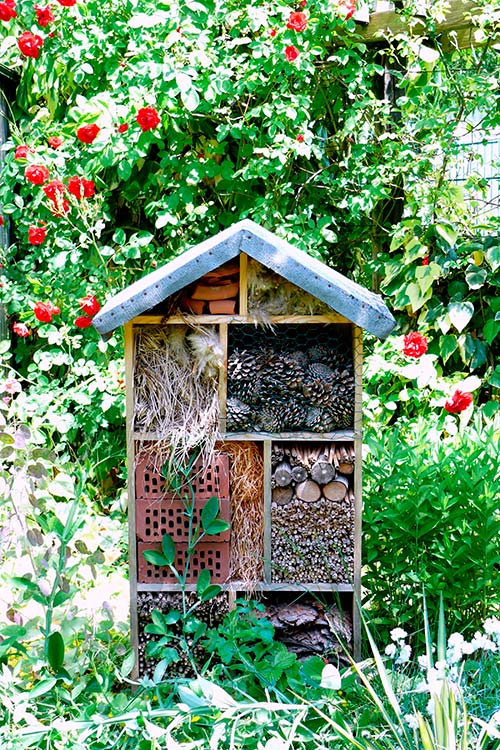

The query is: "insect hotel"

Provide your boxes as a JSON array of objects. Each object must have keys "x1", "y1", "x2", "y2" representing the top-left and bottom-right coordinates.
[{"x1": 93, "y1": 219, "x2": 395, "y2": 672}]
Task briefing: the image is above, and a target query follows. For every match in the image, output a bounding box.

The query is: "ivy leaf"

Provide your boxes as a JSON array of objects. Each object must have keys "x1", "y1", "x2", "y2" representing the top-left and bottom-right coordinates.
[
  {"x1": 465, "y1": 265, "x2": 488, "y2": 290},
  {"x1": 448, "y1": 301, "x2": 474, "y2": 332},
  {"x1": 439, "y1": 334, "x2": 458, "y2": 364}
]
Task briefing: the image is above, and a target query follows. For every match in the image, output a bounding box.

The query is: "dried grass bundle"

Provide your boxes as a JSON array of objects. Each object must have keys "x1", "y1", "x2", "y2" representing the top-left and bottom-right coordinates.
[
  {"x1": 247, "y1": 259, "x2": 331, "y2": 316},
  {"x1": 220, "y1": 441, "x2": 264, "y2": 587},
  {"x1": 134, "y1": 325, "x2": 221, "y2": 471}
]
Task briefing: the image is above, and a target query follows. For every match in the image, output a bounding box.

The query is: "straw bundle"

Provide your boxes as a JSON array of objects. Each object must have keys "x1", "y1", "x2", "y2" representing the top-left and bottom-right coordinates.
[
  {"x1": 247, "y1": 259, "x2": 331, "y2": 316},
  {"x1": 220, "y1": 441, "x2": 264, "y2": 587},
  {"x1": 134, "y1": 325, "x2": 221, "y2": 471}
]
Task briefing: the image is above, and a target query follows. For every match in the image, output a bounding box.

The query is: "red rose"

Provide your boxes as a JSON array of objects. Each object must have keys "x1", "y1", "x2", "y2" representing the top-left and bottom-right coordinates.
[
  {"x1": 116, "y1": 122, "x2": 129, "y2": 133},
  {"x1": 25, "y1": 164, "x2": 49, "y2": 185},
  {"x1": 74, "y1": 315, "x2": 93, "y2": 328},
  {"x1": 285, "y1": 45, "x2": 299, "y2": 61},
  {"x1": 403, "y1": 331, "x2": 428, "y2": 358},
  {"x1": 422, "y1": 255, "x2": 430, "y2": 266},
  {"x1": 18, "y1": 31, "x2": 44, "y2": 58},
  {"x1": 444, "y1": 389, "x2": 473, "y2": 414},
  {"x1": 35, "y1": 4, "x2": 55, "y2": 26},
  {"x1": 67, "y1": 176, "x2": 95, "y2": 199},
  {"x1": 12, "y1": 322, "x2": 30, "y2": 337},
  {"x1": 57, "y1": 0, "x2": 76, "y2": 5},
  {"x1": 79, "y1": 294, "x2": 100, "y2": 316},
  {"x1": 0, "y1": 0, "x2": 16, "y2": 21},
  {"x1": 47, "y1": 135, "x2": 63, "y2": 148},
  {"x1": 136, "y1": 106, "x2": 160, "y2": 132},
  {"x1": 28, "y1": 225, "x2": 47, "y2": 245},
  {"x1": 76, "y1": 123, "x2": 100, "y2": 144},
  {"x1": 296, "y1": 134, "x2": 304, "y2": 142},
  {"x1": 43, "y1": 179, "x2": 65, "y2": 201},
  {"x1": 287, "y1": 11, "x2": 307, "y2": 31},
  {"x1": 334, "y1": 0, "x2": 356, "y2": 19},
  {"x1": 34, "y1": 301, "x2": 54, "y2": 322},
  {"x1": 15, "y1": 145, "x2": 31, "y2": 159},
  {"x1": 269, "y1": 28, "x2": 277, "y2": 37}
]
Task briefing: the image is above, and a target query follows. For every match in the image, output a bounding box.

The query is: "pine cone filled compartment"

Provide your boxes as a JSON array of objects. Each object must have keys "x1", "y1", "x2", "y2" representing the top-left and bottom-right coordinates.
[
  {"x1": 271, "y1": 442, "x2": 355, "y2": 584},
  {"x1": 226, "y1": 324, "x2": 354, "y2": 434}
]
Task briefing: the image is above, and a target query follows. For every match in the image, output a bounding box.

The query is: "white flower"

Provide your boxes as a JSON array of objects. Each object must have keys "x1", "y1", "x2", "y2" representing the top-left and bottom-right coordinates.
[
  {"x1": 471, "y1": 632, "x2": 497, "y2": 652},
  {"x1": 484, "y1": 618, "x2": 500, "y2": 636},
  {"x1": 404, "y1": 714, "x2": 419, "y2": 730},
  {"x1": 418, "y1": 654, "x2": 430, "y2": 670},
  {"x1": 448, "y1": 632, "x2": 464, "y2": 647},
  {"x1": 396, "y1": 644, "x2": 412, "y2": 664},
  {"x1": 390, "y1": 627, "x2": 408, "y2": 642},
  {"x1": 385, "y1": 643, "x2": 397, "y2": 658}
]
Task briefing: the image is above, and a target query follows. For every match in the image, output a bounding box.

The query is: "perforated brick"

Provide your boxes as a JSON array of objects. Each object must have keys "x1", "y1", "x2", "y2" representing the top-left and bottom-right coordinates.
[
  {"x1": 135, "y1": 453, "x2": 230, "y2": 501},
  {"x1": 137, "y1": 541, "x2": 230, "y2": 584},
  {"x1": 136, "y1": 497, "x2": 230, "y2": 543}
]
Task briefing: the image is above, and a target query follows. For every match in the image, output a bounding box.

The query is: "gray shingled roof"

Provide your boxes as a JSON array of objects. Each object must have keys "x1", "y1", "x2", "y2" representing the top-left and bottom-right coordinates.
[{"x1": 92, "y1": 219, "x2": 396, "y2": 338}]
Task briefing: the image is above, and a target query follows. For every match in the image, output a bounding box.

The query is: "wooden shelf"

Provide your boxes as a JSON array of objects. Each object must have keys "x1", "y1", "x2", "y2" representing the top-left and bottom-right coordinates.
[
  {"x1": 137, "y1": 581, "x2": 354, "y2": 593},
  {"x1": 133, "y1": 430, "x2": 357, "y2": 442},
  {"x1": 133, "y1": 313, "x2": 350, "y2": 326}
]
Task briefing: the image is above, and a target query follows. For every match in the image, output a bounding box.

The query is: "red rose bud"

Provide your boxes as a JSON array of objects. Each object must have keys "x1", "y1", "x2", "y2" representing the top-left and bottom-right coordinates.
[
  {"x1": 12, "y1": 322, "x2": 30, "y2": 337},
  {"x1": 14, "y1": 144, "x2": 31, "y2": 159},
  {"x1": 67, "y1": 176, "x2": 95, "y2": 199},
  {"x1": 296, "y1": 134, "x2": 305, "y2": 142},
  {"x1": 287, "y1": 11, "x2": 307, "y2": 31},
  {"x1": 444, "y1": 389, "x2": 473, "y2": 414},
  {"x1": 25, "y1": 164, "x2": 49, "y2": 185},
  {"x1": 74, "y1": 315, "x2": 93, "y2": 328},
  {"x1": 0, "y1": 0, "x2": 16, "y2": 21},
  {"x1": 35, "y1": 4, "x2": 55, "y2": 26},
  {"x1": 76, "y1": 123, "x2": 100, "y2": 144},
  {"x1": 0, "y1": 216, "x2": 3, "y2": 226},
  {"x1": 422, "y1": 255, "x2": 430, "y2": 266},
  {"x1": 57, "y1": 0, "x2": 76, "y2": 5},
  {"x1": 116, "y1": 122, "x2": 129, "y2": 133},
  {"x1": 47, "y1": 135, "x2": 63, "y2": 148},
  {"x1": 285, "y1": 45, "x2": 299, "y2": 61},
  {"x1": 18, "y1": 31, "x2": 44, "y2": 58},
  {"x1": 79, "y1": 294, "x2": 101, "y2": 316},
  {"x1": 136, "y1": 105, "x2": 161, "y2": 132},
  {"x1": 46, "y1": 301, "x2": 60, "y2": 315},
  {"x1": 403, "y1": 331, "x2": 428, "y2": 358},
  {"x1": 28, "y1": 225, "x2": 47, "y2": 245},
  {"x1": 269, "y1": 28, "x2": 277, "y2": 37}
]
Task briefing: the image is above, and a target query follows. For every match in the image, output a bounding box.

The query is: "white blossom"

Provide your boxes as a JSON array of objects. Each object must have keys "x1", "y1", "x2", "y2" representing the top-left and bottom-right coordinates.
[
  {"x1": 471, "y1": 632, "x2": 497, "y2": 652},
  {"x1": 385, "y1": 643, "x2": 397, "y2": 658},
  {"x1": 404, "y1": 714, "x2": 419, "y2": 730},
  {"x1": 390, "y1": 627, "x2": 408, "y2": 642},
  {"x1": 396, "y1": 644, "x2": 412, "y2": 664}
]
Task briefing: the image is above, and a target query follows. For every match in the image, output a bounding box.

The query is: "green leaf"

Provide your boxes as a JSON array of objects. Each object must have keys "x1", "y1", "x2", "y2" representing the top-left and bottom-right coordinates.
[
  {"x1": 120, "y1": 649, "x2": 136, "y2": 678},
  {"x1": 435, "y1": 222, "x2": 457, "y2": 247},
  {"x1": 29, "y1": 677, "x2": 57, "y2": 699},
  {"x1": 180, "y1": 88, "x2": 200, "y2": 112},
  {"x1": 465, "y1": 265, "x2": 488, "y2": 290},
  {"x1": 483, "y1": 319, "x2": 500, "y2": 345},
  {"x1": 48, "y1": 631, "x2": 65, "y2": 671},
  {"x1": 161, "y1": 533, "x2": 176, "y2": 565},
  {"x1": 142, "y1": 549, "x2": 169, "y2": 567},
  {"x1": 448, "y1": 301, "x2": 474, "y2": 333},
  {"x1": 485, "y1": 245, "x2": 500, "y2": 271},
  {"x1": 47, "y1": 473, "x2": 75, "y2": 499},
  {"x1": 196, "y1": 568, "x2": 211, "y2": 597},
  {"x1": 199, "y1": 584, "x2": 222, "y2": 602},
  {"x1": 439, "y1": 334, "x2": 458, "y2": 364}
]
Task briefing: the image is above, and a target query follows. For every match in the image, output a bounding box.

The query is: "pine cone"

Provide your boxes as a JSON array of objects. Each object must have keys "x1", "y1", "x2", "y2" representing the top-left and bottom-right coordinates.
[{"x1": 226, "y1": 398, "x2": 253, "y2": 431}]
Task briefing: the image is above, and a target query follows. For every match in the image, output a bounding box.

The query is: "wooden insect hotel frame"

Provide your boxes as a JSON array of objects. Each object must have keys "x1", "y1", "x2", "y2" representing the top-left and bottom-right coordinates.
[{"x1": 93, "y1": 219, "x2": 395, "y2": 672}]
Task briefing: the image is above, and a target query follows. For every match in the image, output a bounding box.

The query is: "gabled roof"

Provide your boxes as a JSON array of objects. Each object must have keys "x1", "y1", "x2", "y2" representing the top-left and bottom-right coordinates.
[{"x1": 92, "y1": 219, "x2": 396, "y2": 338}]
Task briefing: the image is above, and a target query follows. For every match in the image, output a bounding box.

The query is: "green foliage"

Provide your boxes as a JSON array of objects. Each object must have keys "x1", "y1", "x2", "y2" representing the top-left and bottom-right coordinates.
[{"x1": 362, "y1": 412, "x2": 500, "y2": 643}]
